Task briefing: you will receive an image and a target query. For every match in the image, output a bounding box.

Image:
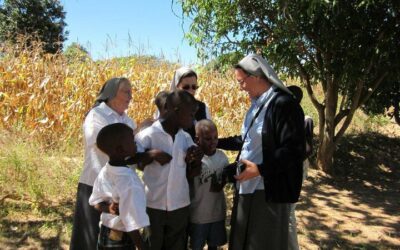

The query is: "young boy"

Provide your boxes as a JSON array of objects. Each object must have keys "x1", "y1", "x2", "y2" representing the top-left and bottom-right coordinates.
[
  {"x1": 89, "y1": 123, "x2": 150, "y2": 250},
  {"x1": 188, "y1": 119, "x2": 229, "y2": 250},
  {"x1": 135, "y1": 90, "x2": 203, "y2": 250}
]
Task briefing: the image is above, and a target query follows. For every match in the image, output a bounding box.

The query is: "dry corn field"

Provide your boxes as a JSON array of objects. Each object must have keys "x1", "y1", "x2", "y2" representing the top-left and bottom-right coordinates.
[{"x1": 0, "y1": 41, "x2": 249, "y2": 145}]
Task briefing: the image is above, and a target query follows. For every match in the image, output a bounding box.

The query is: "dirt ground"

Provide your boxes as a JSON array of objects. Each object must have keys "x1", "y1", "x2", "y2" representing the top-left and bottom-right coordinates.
[
  {"x1": 0, "y1": 131, "x2": 399, "y2": 249},
  {"x1": 296, "y1": 131, "x2": 400, "y2": 249}
]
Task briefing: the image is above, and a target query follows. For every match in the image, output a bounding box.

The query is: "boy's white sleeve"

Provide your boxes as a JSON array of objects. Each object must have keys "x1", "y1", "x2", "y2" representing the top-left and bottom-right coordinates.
[
  {"x1": 116, "y1": 175, "x2": 150, "y2": 231},
  {"x1": 88, "y1": 175, "x2": 112, "y2": 206},
  {"x1": 135, "y1": 131, "x2": 150, "y2": 153}
]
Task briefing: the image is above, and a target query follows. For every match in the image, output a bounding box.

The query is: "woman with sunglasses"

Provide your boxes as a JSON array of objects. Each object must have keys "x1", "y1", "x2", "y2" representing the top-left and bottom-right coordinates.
[{"x1": 170, "y1": 66, "x2": 211, "y2": 139}]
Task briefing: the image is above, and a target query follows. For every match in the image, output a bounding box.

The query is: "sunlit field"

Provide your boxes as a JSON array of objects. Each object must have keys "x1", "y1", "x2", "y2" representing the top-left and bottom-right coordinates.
[{"x1": 1, "y1": 40, "x2": 399, "y2": 249}]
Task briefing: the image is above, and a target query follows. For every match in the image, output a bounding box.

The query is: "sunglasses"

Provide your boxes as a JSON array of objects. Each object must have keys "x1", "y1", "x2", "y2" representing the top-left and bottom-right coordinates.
[{"x1": 181, "y1": 84, "x2": 199, "y2": 90}]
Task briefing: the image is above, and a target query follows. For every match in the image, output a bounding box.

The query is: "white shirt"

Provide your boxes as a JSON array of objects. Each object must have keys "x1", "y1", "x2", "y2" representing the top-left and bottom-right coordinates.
[
  {"x1": 79, "y1": 102, "x2": 136, "y2": 186},
  {"x1": 190, "y1": 150, "x2": 229, "y2": 224},
  {"x1": 135, "y1": 120, "x2": 194, "y2": 211},
  {"x1": 89, "y1": 163, "x2": 150, "y2": 232},
  {"x1": 239, "y1": 88, "x2": 276, "y2": 194}
]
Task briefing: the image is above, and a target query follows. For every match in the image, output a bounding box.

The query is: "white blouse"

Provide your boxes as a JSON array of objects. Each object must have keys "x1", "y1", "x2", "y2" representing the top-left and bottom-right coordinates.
[
  {"x1": 89, "y1": 163, "x2": 150, "y2": 232},
  {"x1": 135, "y1": 120, "x2": 194, "y2": 211},
  {"x1": 79, "y1": 102, "x2": 136, "y2": 186}
]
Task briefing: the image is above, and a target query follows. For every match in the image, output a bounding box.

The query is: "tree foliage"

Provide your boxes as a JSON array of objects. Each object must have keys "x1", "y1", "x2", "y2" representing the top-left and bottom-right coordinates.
[
  {"x1": 63, "y1": 42, "x2": 91, "y2": 63},
  {"x1": 363, "y1": 77, "x2": 400, "y2": 125},
  {"x1": 179, "y1": 0, "x2": 400, "y2": 171},
  {"x1": 0, "y1": 0, "x2": 67, "y2": 53}
]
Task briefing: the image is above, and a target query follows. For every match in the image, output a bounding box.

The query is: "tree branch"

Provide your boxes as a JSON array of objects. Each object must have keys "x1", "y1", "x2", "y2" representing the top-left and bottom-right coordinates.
[
  {"x1": 334, "y1": 109, "x2": 350, "y2": 126},
  {"x1": 295, "y1": 59, "x2": 324, "y2": 111},
  {"x1": 358, "y1": 72, "x2": 388, "y2": 108},
  {"x1": 335, "y1": 79, "x2": 364, "y2": 140}
]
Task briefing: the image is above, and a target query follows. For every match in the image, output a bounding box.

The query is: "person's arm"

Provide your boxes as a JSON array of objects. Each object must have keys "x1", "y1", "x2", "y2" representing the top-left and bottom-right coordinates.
[
  {"x1": 93, "y1": 201, "x2": 117, "y2": 214},
  {"x1": 185, "y1": 145, "x2": 203, "y2": 179},
  {"x1": 217, "y1": 135, "x2": 243, "y2": 151},
  {"x1": 129, "y1": 132, "x2": 172, "y2": 170},
  {"x1": 126, "y1": 150, "x2": 172, "y2": 171},
  {"x1": 257, "y1": 96, "x2": 305, "y2": 177},
  {"x1": 236, "y1": 96, "x2": 305, "y2": 182}
]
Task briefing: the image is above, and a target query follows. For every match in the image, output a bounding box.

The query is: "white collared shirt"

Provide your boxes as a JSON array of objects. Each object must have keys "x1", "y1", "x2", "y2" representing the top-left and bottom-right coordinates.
[
  {"x1": 238, "y1": 88, "x2": 276, "y2": 194},
  {"x1": 135, "y1": 120, "x2": 194, "y2": 211},
  {"x1": 79, "y1": 102, "x2": 136, "y2": 186},
  {"x1": 89, "y1": 163, "x2": 150, "y2": 232}
]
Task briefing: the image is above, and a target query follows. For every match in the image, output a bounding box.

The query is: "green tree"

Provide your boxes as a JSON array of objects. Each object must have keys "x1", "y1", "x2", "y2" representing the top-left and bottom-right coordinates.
[
  {"x1": 205, "y1": 51, "x2": 244, "y2": 73},
  {"x1": 179, "y1": 0, "x2": 400, "y2": 172},
  {"x1": 363, "y1": 77, "x2": 400, "y2": 126},
  {"x1": 0, "y1": 0, "x2": 67, "y2": 53},
  {"x1": 63, "y1": 42, "x2": 91, "y2": 62}
]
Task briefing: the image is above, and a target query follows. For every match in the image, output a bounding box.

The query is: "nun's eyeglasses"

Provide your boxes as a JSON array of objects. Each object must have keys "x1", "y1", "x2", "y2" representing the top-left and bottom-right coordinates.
[{"x1": 181, "y1": 84, "x2": 199, "y2": 90}]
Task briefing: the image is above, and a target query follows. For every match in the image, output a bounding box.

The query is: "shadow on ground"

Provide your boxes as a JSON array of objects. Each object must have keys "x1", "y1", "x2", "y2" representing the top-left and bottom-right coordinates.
[
  {"x1": 297, "y1": 132, "x2": 400, "y2": 249},
  {"x1": 0, "y1": 199, "x2": 74, "y2": 249}
]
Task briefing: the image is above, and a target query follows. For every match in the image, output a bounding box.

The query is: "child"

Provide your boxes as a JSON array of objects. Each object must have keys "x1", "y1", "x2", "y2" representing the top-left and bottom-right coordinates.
[
  {"x1": 187, "y1": 119, "x2": 229, "y2": 250},
  {"x1": 135, "y1": 90, "x2": 203, "y2": 250},
  {"x1": 89, "y1": 123, "x2": 150, "y2": 250},
  {"x1": 137, "y1": 90, "x2": 169, "y2": 133}
]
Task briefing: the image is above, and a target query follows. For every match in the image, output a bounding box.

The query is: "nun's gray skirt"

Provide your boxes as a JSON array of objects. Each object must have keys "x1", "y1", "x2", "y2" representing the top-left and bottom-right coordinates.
[{"x1": 229, "y1": 190, "x2": 290, "y2": 250}]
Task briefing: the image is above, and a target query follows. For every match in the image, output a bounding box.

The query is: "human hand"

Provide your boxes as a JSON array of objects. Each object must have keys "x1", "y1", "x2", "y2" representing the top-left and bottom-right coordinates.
[
  {"x1": 109, "y1": 201, "x2": 119, "y2": 215},
  {"x1": 234, "y1": 159, "x2": 260, "y2": 182},
  {"x1": 185, "y1": 146, "x2": 204, "y2": 164},
  {"x1": 187, "y1": 161, "x2": 202, "y2": 179},
  {"x1": 148, "y1": 149, "x2": 172, "y2": 165}
]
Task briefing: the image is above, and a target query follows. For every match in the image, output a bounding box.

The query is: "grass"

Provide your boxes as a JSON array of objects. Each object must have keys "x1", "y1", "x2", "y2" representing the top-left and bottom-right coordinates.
[{"x1": 1, "y1": 118, "x2": 399, "y2": 249}]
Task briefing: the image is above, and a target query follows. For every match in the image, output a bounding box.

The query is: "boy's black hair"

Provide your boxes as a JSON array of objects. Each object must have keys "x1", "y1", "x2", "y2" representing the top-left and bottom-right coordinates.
[
  {"x1": 287, "y1": 85, "x2": 303, "y2": 102},
  {"x1": 96, "y1": 123, "x2": 133, "y2": 156},
  {"x1": 154, "y1": 90, "x2": 169, "y2": 111},
  {"x1": 165, "y1": 90, "x2": 198, "y2": 111}
]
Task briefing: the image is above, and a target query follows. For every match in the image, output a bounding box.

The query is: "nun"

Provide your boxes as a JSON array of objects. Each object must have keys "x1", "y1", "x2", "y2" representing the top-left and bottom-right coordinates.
[
  {"x1": 170, "y1": 66, "x2": 211, "y2": 139},
  {"x1": 70, "y1": 77, "x2": 136, "y2": 250},
  {"x1": 218, "y1": 54, "x2": 306, "y2": 250}
]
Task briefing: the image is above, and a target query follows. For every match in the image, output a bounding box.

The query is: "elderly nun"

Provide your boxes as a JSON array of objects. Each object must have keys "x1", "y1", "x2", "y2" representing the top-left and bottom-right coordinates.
[
  {"x1": 70, "y1": 77, "x2": 136, "y2": 250},
  {"x1": 218, "y1": 54, "x2": 306, "y2": 250}
]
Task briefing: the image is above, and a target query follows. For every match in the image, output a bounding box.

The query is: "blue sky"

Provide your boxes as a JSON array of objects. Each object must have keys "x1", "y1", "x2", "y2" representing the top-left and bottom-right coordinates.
[{"x1": 62, "y1": 0, "x2": 198, "y2": 64}]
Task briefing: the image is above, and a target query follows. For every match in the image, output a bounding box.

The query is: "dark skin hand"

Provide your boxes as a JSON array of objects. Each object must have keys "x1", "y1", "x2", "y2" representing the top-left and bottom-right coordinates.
[
  {"x1": 185, "y1": 145, "x2": 203, "y2": 164},
  {"x1": 132, "y1": 149, "x2": 172, "y2": 171},
  {"x1": 94, "y1": 201, "x2": 118, "y2": 215},
  {"x1": 186, "y1": 145, "x2": 204, "y2": 179}
]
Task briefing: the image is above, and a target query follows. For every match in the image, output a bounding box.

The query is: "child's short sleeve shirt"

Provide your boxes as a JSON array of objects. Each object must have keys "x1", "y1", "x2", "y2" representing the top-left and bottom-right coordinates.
[
  {"x1": 135, "y1": 120, "x2": 195, "y2": 211},
  {"x1": 89, "y1": 163, "x2": 150, "y2": 232}
]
